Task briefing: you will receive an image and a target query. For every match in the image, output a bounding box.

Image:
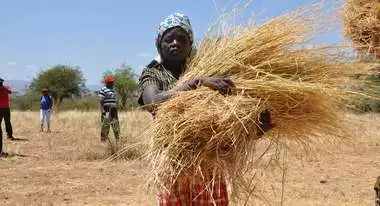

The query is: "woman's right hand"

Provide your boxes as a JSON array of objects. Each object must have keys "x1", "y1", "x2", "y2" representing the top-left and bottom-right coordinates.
[
  {"x1": 178, "y1": 77, "x2": 235, "y2": 95},
  {"x1": 199, "y1": 77, "x2": 234, "y2": 95},
  {"x1": 257, "y1": 110, "x2": 274, "y2": 136}
]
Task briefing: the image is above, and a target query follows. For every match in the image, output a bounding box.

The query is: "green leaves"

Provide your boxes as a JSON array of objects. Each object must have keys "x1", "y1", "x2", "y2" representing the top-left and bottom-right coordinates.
[
  {"x1": 102, "y1": 64, "x2": 138, "y2": 109},
  {"x1": 29, "y1": 65, "x2": 87, "y2": 106}
]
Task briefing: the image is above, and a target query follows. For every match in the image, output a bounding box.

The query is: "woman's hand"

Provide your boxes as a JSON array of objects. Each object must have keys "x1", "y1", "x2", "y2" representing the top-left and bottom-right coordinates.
[
  {"x1": 178, "y1": 77, "x2": 234, "y2": 95},
  {"x1": 257, "y1": 110, "x2": 274, "y2": 136}
]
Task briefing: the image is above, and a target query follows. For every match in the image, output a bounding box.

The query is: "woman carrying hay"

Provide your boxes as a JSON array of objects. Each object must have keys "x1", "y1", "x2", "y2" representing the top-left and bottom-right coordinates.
[{"x1": 138, "y1": 13, "x2": 272, "y2": 205}]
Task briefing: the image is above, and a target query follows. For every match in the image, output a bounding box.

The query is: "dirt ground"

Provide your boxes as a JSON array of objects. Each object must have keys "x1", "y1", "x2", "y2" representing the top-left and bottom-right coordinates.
[{"x1": 0, "y1": 111, "x2": 379, "y2": 206}]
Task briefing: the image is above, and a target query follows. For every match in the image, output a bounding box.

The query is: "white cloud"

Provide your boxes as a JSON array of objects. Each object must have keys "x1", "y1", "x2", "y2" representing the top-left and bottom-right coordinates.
[
  {"x1": 138, "y1": 52, "x2": 153, "y2": 59},
  {"x1": 25, "y1": 64, "x2": 36, "y2": 69},
  {"x1": 7, "y1": 61, "x2": 17, "y2": 65},
  {"x1": 86, "y1": 31, "x2": 94, "y2": 36}
]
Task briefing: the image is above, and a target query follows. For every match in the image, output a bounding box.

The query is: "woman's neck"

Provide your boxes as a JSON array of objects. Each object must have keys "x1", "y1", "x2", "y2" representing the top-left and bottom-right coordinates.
[{"x1": 162, "y1": 60, "x2": 186, "y2": 79}]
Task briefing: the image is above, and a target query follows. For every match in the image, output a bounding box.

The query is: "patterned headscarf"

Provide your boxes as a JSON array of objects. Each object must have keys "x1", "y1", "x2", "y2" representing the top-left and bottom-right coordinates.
[{"x1": 157, "y1": 13, "x2": 193, "y2": 44}]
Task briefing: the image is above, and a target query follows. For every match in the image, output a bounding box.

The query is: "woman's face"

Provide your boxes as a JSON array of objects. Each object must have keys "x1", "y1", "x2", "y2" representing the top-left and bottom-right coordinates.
[{"x1": 159, "y1": 27, "x2": 192, "y2": 61}]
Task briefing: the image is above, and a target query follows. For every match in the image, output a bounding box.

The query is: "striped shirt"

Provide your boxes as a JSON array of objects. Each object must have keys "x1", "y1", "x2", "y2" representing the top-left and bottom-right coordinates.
[
  {"x1": 138, "y1": 59, "x2": 180, "y2": 106},
  {"x1": 98, "y1": 86, "x2": 117, "y2": 108}
]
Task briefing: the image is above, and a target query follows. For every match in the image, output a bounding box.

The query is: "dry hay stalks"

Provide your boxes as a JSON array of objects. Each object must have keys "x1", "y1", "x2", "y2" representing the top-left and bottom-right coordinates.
[
  {"x1": 343, "y1": 0, "x2": 380, "y2": 58},
  {"x1": 145, "y1": 3, "x2": 375, "y2": 203}
]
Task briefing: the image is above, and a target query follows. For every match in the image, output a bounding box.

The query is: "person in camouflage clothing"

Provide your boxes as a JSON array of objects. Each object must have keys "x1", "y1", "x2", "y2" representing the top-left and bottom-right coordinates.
[{"x1": 98, "y1": 76, "x2": 120, "y2": 142}]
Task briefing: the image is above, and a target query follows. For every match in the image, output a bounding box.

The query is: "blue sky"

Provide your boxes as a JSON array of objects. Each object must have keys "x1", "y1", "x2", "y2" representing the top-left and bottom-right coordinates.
[{"x1": 0, "y1": 0, "x2": 344, "y2": 85}]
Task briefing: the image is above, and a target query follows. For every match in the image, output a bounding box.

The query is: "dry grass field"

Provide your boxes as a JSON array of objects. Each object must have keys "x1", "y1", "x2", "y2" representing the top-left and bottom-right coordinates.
[{"x1": 0, "y1": 110, "x2": 379, "y2": 205}]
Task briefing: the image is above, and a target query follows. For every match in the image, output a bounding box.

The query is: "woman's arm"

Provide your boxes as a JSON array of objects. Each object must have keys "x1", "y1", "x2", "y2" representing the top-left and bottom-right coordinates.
[
  {"x1": 141, "y1": 77, "x2": 235, "y2": 106},
  {"x1": 141, "y1": 84, "x2": 173, "y2": 105}
]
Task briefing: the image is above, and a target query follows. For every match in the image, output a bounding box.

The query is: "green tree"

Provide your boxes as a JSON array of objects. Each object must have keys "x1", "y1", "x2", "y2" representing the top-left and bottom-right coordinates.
[
  {"x1": 103, "y1": 64, "x2": 138, "y2": 110},
  {"x1": 29, "y1": 65, "x2": 87, "y2": 108}
]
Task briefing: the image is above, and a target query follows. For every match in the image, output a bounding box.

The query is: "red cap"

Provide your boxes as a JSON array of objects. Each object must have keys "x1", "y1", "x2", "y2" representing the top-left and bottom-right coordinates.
[
  {"x1": 42, "y1": 88, "x2": 48, "y2": 92},
  {"x1": 104, "y1": 76, "x2": 115, "y2": 83}
]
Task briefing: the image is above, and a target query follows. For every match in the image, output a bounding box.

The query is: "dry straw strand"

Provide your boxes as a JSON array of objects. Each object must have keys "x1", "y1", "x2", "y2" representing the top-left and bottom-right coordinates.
[{"x1": 343, "y1": 0, "x2": 380, "y2": 58}]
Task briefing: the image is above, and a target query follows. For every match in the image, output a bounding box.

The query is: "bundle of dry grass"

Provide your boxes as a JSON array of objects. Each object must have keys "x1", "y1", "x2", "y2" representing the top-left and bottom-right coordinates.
[
  {"x1": 145, "y1": 5, "x2": 369, "y2": 202},
  {"x1": 343, "y1": 0, "x2": 380, "y2": 58}
]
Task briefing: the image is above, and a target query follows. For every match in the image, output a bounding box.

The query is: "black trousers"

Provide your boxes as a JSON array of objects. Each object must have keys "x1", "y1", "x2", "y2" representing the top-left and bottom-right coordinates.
[{"x1": 0, "y1": 108, "x2": 13, "y2": 152}]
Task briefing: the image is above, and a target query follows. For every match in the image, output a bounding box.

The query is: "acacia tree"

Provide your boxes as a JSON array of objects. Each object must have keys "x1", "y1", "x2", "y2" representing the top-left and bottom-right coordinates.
[
  {"x1": 103, "y1": 64, "x2": 138, "y2": 110},
  {"x1": 29, "y1": 65, "x2": 87, "y2": 108}
]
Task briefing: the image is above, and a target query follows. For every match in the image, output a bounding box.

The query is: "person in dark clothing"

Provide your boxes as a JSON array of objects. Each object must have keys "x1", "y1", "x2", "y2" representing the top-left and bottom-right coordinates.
[
  {"x1": 98, "y1": 76, "x2": 120, "y2": 142},
  {"x1": 0, "y1": 78, "x2": 14, "y2": 156}
]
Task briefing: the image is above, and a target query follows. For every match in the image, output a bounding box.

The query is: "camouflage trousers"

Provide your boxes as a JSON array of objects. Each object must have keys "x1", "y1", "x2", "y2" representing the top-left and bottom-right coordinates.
[{"x1": 100, "y1": 107, "x2": 120, "y2": 141}]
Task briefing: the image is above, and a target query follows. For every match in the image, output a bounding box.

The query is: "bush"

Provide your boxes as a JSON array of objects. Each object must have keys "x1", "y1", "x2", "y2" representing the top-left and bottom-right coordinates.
[
  {"x1": 59, "y1": 98, "x2": 100, "y2": 111},
  {"x1": 11, "y1": 93, "x2": 138, "y2": 112},
  {"x1": 11, "y1": 94, "x2": 40, "y2": 111},
  {"x1": 348, "y1": 72, "x2": 380, "y2": 113},
  {"x1": 370, "y1": 100, "x2": 380, "y2": 112},
  {"x1": 356, "y1": 98, "x2": 373, "y2": 113}
]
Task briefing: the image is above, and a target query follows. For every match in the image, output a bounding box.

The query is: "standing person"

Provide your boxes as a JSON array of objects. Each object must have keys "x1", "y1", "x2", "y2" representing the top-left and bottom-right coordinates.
[
  {"x1": 40, "y1": 88, "x2": 53, "y2": 132},
  {"x1": 0, "y1": 78, "x2": 14, "y2": 155},
  {"x1": 98, "y1": 76, "x2": 120, "y2": 142},
  {"x1": 139, "y1": 13, "x2": 272, "y2": 206},
  {"x1": 138, "y1": 13, "x2": 231, "y2": 205}
]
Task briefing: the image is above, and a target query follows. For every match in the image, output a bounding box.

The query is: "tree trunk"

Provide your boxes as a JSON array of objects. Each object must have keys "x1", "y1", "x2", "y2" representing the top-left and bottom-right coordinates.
[
  {"x1": 121, "y1": 96, "x2": 127, "y2": 110},
  {"x1": 54, "y1": 95, "x2": 64, "y2": 112}
]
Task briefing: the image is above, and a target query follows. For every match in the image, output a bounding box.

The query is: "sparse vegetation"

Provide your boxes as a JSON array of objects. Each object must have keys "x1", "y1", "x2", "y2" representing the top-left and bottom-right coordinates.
[
  {"x1": 102, "y1": 64, "x2": 139, "y2": 110},
  {"x1": 2, "y1": 1, "x2": 380, "y2": 205},
  {"x1": 29, "y1": 65, "x2": 87, "y2": 108},
  {"x1": 0, "y1": 110, "x2": 378, "y2": 205}
]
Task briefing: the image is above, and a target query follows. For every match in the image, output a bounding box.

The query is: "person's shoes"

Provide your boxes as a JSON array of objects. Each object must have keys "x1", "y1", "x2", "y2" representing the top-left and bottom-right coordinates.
[
  {"x1": 40, "y1": 128, "x2": 44, "y2": 132},
  {"x1": 47, "y1": 129, "x2": 51, "y2": 133},
  {"x1": 101, "y1": 136, "x2": 108, "y2": 142},
  {"x1": 7, "y1": 136, "x2": 15, "y2": 141},
  {"x1": 0, "y1": 152, "x2": 8, "y2": 157}
]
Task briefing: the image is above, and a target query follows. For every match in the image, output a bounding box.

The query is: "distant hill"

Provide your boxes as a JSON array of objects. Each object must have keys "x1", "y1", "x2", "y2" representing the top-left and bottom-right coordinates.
[
  {"x1": 87, "y1": 84, "x2": 102, "y2": 92},
  {"x1": 4, "y1": 80, "x2": 101, "y2": 95},
  {"x1": 5, "y1": 80, "x2": 30, "y2": 95}
]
